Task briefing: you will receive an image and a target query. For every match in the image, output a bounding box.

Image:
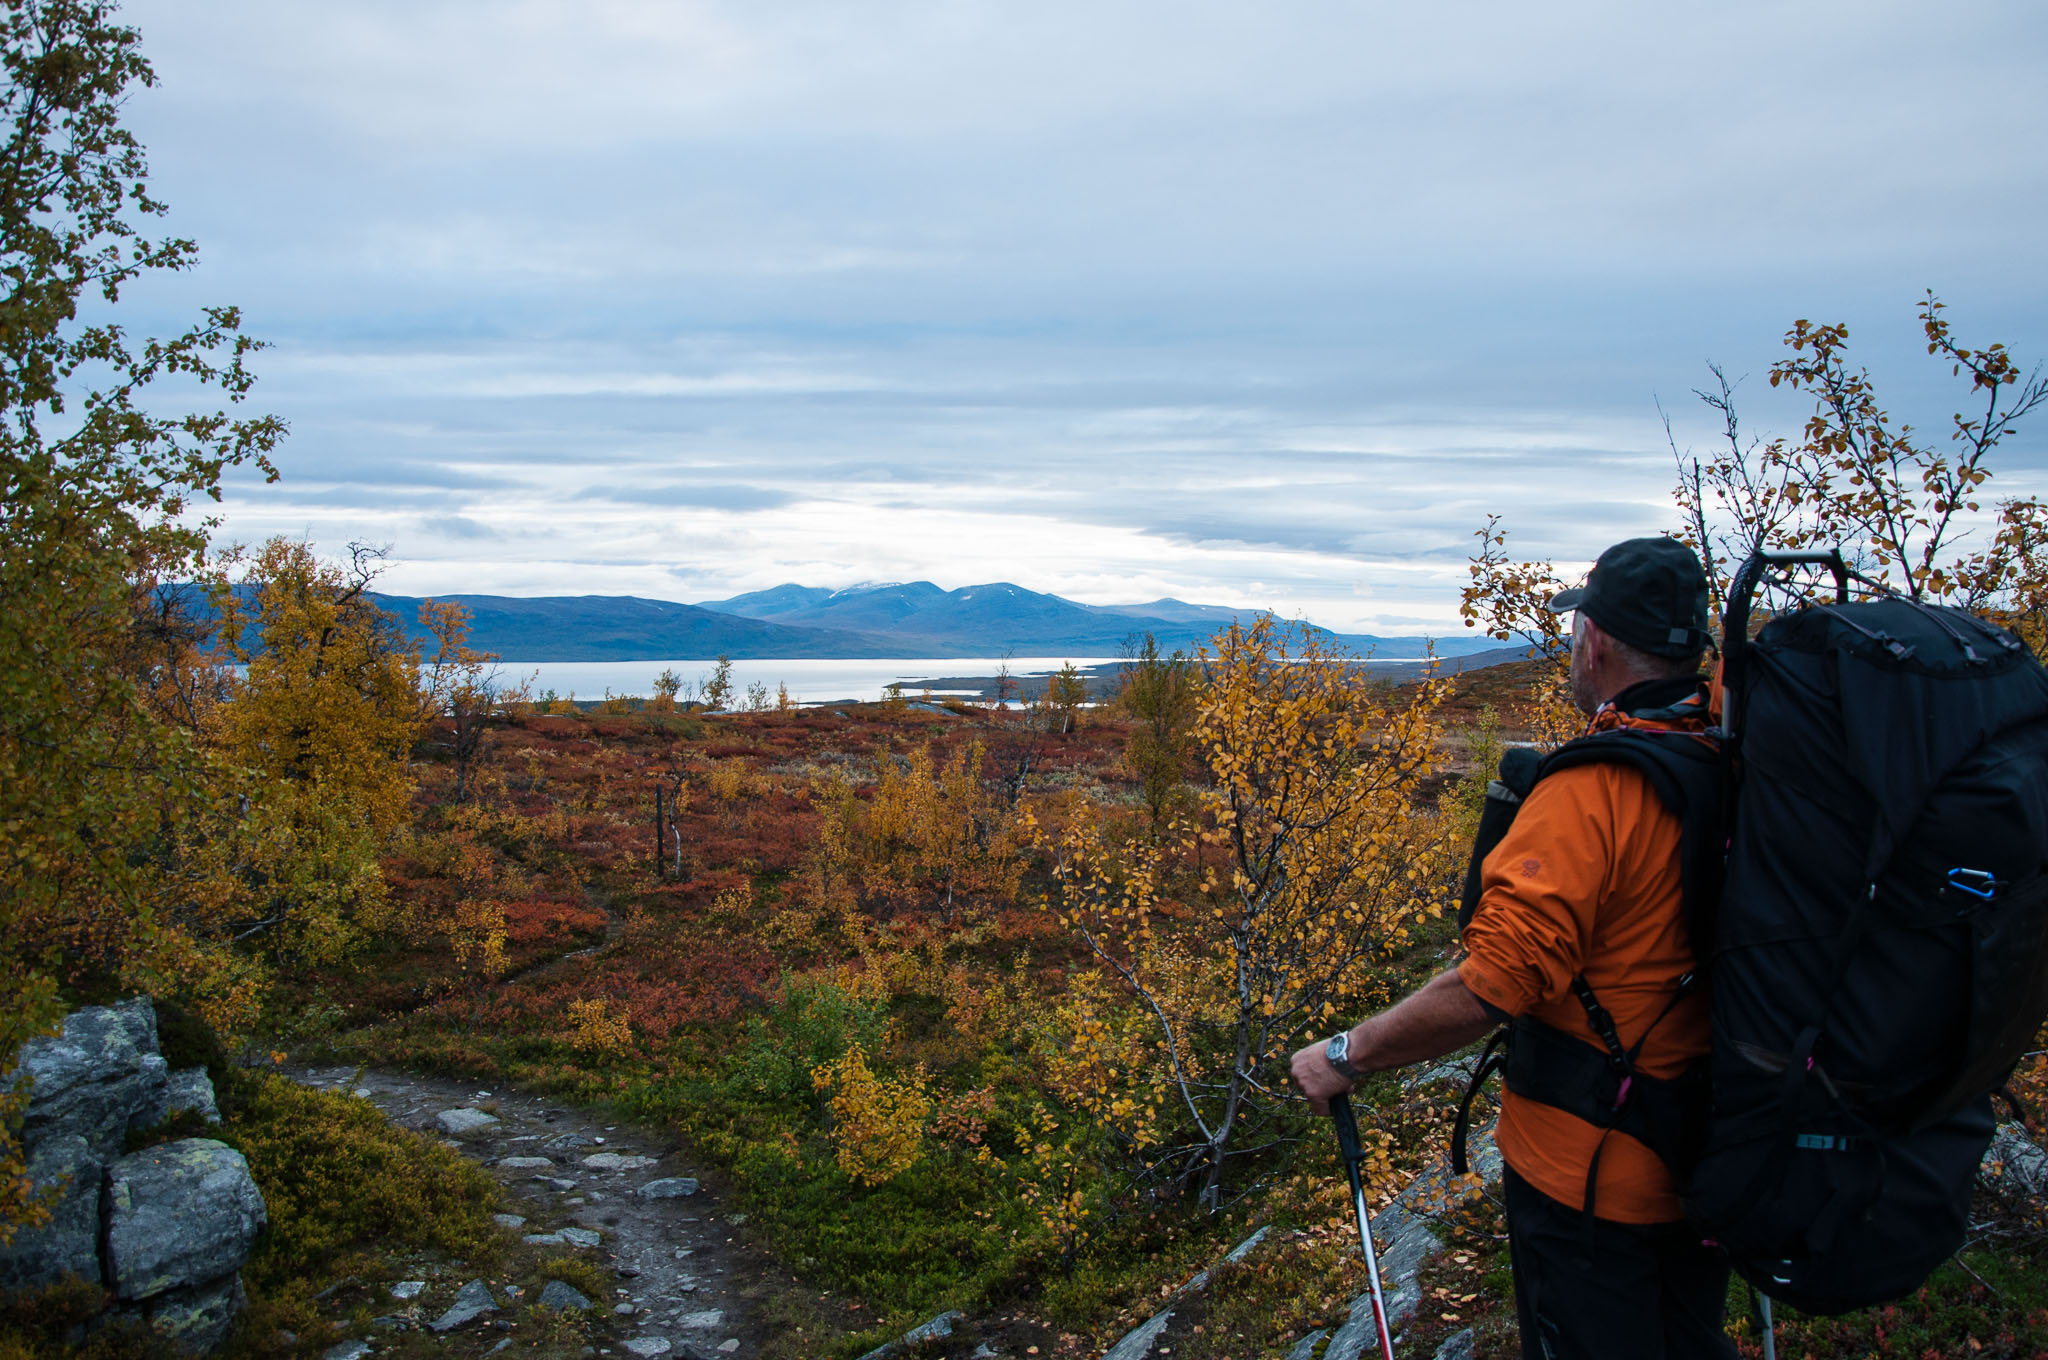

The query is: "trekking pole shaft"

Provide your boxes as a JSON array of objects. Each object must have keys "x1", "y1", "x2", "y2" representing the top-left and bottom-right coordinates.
[
  {"x1": 1330, "y1": 1093, "x2": 1397, "y2": 1360},
  {"x1": 1759, "y1": 1292, "x2": 1776, "y2": 1360}
]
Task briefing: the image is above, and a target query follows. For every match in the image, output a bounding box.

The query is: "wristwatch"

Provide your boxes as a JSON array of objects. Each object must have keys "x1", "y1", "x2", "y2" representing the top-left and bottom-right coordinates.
[{"x1": 1324, "y1": 1031, "x2": 1362, "y2": 1082}]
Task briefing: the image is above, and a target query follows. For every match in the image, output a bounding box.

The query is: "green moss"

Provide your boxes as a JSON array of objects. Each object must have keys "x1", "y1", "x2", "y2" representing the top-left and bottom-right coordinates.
[{"x1": 216, "y1": 1072, "x2": 501, "y2": 1291}]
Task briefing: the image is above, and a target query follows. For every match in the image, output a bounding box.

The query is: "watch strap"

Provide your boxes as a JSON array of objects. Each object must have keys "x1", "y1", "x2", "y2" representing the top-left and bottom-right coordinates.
[{"x1": 1324, "y1": 1031, "x2": 1361, "y2": 1081}]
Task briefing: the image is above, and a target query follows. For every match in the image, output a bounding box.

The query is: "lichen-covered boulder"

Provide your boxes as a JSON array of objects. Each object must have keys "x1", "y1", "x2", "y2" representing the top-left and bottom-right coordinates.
[
  {"x1": 164, "y1": 1069, "x2": 220, "y2": 1124},
  {"x1": 0, "y1": 1134, "x2": 103, "y2": 1292},
  {"x1": 103, "y1": 1139, "x2": 266, "y2": 1302},
  {"x1": 141, "y1": 1274, "x2": 247, "y2": 1354},
  {"x1": 7, "y1": 999, "x2": 169, "y2": 1159}
]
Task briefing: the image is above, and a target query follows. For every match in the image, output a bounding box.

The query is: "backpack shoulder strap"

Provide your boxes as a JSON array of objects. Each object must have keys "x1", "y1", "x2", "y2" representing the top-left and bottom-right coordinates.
[{"x1": 1536, "y1": 726, "x2": 1726, "y2": 956}]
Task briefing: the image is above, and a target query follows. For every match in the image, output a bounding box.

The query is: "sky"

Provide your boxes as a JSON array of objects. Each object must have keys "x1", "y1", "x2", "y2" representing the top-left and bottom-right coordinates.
[{"x1": 116, "y1": 0, "x2": 2048, "y2": 636}]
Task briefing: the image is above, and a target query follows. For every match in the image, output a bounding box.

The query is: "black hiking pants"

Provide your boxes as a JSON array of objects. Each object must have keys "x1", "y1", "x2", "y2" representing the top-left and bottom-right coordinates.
[{"x1": 1505, "y1": 1168, "x2": 1735, "y2": 1360}]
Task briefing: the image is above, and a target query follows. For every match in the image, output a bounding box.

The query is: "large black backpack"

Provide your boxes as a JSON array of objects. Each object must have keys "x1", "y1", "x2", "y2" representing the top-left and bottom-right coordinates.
[
  {"x1": 1454, "y1": 549, "x2": 2048, "y2": 1316},
  {"x1": 1685, "y1": 551, "x2": 2048, "y2": 1313}
]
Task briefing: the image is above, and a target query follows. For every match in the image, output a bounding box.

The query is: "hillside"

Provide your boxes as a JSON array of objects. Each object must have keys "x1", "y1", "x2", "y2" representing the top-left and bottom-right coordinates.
[{"x1": 697, "y1": 579, "x2": 1504, "y2": 660}]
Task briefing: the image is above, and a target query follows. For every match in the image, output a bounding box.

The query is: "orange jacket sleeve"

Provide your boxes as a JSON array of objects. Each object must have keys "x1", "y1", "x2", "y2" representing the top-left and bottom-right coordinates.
[{"x1": 1457, "y1": 764, "x2": 1626, "y2": 1018}]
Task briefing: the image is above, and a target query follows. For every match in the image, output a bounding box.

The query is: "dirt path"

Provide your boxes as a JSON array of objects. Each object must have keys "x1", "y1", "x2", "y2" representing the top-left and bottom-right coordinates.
[{"x1": 291, "y1": 1063, "x2": 809, "y2": 1359}]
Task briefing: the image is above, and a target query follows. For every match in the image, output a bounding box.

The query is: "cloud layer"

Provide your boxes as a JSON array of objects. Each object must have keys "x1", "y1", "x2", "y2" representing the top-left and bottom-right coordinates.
[{"x1": 119, "y1": 0, "x2": 2048, "y2": 632}]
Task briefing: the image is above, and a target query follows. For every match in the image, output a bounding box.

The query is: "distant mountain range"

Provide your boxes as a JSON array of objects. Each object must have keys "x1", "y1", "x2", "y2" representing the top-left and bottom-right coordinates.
[{"x1": 365, "y1": 580, "x2": 1506, "y2": 663}]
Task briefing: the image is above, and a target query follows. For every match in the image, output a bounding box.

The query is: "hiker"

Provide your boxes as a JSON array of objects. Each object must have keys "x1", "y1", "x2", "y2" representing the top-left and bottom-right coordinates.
[{"x1": 1290, "y1": 536, "x2": 1731, "y2": 1360}]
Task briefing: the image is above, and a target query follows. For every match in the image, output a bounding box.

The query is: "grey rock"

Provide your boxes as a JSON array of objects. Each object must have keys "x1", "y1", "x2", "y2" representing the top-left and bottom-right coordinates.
[
  {"x1": 325, "y1": 1342, "x2": 374, "y2": 1360},
  {"x1": 558, "y1": 1227, "x2": 601, "y2": 1247},
  {"x1": 537, "y1": 1279, "x2": 594, "y2": 1311},
  {"x1": 1094, "y1": 1229, "x2": 1266, "y2": 1360},
  {"x1": 898, "y1": 1311, "x2": 963, "y2": 1346},
  {"x1": 8, "y1": 999, "x2": 170, "y2": 1159},
  {"x1": 1323, "y1": 1293, "x2": 1394, "y2": 1360},
  {"x1": 1097, "y1": 1308, "x2": 1173, "y2": 1360},
  {"x1": 498, "y1": 1156, "x2": 554, "y2": 1169},
  {"x1": 623, "y1": 1340, "x2": 673, "y2": 1357},
  {"x1": 437, "y1": 1108, "x2": 500, "y2": 1137},
  {"x1": 109, "y1": 997, "x2": 160, "y2": 1057},
  {"x1": 1434, "y1": 1328, "x2": 1478, "y2": 1360},
  {"x1": 104, "y1": 1139, "x2": 267, "y2": 1301},
  {"x1": 638, "y1": 1177, "x2": 700, "y2": 1199},
  {"x1": 389, "y1": 1280, "x2": 426, "y2": 1300},
  {"x1": 523, "y1": 1233, "x2": 566, "y2": 1246},
  {"x1": 427, "y1": 1279, "x2": 500, "y2": 1333},
  {"x1": 143, "y1": 1272, "x2": 247, "y2": 1354},
  {"x1": 1282, "y1": 1329, "x2": 1330, "y2": 1360},
  {"x1": 1223, "y1": 1225, "x2": 1269, "y2": 1263},
  {"x1": 0, "y1": 1133, "x2": 103, "y2": 1292},
  {"x1": 164, "y1": 1069, "x2": 220, "y2": 1124},
  {"x1": 493, "y1": 1213, "x2": 527, "y2": 1229},
  {"x1": 677, "y1": 1309, "x2": 726, "y2": 1329},
  {"x1": 614, "y1": 1302, "x2": 637, "y2": 1315},
  {"x1": 1407, "y1": 1058, "x2": 1478, "y2": 1092},
  {"x1": 581, "y1": 1152, "x2": 657, "y2": 1171},
  {"x1": 133, "y1": 1054, "x2": 171, "y2": 1131},
  {"x1": 1986, "y1": 1123, "x2": 2048, "y2": 1200},
  {"x1": 533, "y1": 1175, "x2": 579, "y2": 1192}
]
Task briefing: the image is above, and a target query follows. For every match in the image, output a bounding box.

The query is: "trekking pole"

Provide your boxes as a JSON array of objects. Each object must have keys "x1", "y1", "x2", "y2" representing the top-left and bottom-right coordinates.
[
  {"x1": 1329, "y1": 1092, "x2": 1397, "y2": 1360},
  {"x1": 1757, "y1": 1290, "x2": 1777, "y2": 1360}
]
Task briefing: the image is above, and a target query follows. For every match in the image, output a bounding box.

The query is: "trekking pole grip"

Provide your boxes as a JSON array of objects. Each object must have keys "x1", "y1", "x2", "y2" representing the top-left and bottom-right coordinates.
[{"x1": 1331, "y1": 1091, "x2": 1364, "y2": 1164}]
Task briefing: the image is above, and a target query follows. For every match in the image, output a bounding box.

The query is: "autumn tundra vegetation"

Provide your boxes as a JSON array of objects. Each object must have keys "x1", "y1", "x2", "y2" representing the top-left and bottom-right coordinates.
[{"x1": 6, "y1": 4, "x2": 2048, "y2": 1359}]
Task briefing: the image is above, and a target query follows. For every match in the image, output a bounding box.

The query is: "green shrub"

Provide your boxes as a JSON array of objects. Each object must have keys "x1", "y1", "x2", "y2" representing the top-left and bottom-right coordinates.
[
  {"x1": 728, "y1": 975, "x2": 889, "y2": 1110},
  {"x1": 216, "y1": 1072, "x2": 500, "y2": 1290},
  {"x1": 150, "y1": 1000, "x2": 230, "y2": 1091}
]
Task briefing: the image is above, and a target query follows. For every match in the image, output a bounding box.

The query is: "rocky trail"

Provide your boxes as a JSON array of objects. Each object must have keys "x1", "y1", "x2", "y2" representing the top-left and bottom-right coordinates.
[
  {"x1": 289, "y1": 1064, "x2": 829, "y2": 1360},
  {"x1": 283, "y1": 1057, "x2": 1515, "y2": 1360}
]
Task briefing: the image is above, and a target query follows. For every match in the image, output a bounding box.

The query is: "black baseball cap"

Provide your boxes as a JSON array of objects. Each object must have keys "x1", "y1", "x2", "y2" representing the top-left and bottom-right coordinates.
[{"x1": 1546, "y1": 537, "x2": 1712, "y2": 658}]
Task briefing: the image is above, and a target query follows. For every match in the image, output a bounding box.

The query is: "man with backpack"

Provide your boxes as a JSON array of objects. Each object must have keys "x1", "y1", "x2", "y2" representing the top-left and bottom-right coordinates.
[{"x1": 1291, "y1": 536, "x2": 1732, "y2": 1359}]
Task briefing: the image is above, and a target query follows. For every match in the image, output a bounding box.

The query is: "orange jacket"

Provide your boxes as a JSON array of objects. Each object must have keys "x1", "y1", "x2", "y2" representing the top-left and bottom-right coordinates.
[{"x1": 1457, "y1": 684, "x2": 1713, "y2": 1224}]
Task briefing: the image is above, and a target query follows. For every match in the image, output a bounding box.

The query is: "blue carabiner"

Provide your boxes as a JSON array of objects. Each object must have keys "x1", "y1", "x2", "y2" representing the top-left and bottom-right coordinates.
[{"x1": 1947, "y1": 867, "x2": 2003, "y2": 900}]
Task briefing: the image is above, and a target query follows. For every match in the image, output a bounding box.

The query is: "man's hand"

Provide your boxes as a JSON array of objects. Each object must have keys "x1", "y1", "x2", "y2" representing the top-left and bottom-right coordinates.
[
  {"x1": 1287, "y1": 968, "x2": 1504, "y2": 1116},
  {"x1": 1289, "y1": 1033, "x2": 1355, "y2": 1116}
]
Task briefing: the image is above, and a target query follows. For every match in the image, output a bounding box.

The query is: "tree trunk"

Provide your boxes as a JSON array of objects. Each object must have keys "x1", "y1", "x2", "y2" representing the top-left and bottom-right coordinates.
[{"x1": 654, "y1": 783, "x2": 666, "y2": 880}]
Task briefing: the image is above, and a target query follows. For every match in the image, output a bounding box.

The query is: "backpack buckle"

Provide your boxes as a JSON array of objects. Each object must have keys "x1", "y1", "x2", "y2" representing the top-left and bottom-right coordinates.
[{"x1": 1946, "y1": 867, "x2": 2005, "y2": 900}]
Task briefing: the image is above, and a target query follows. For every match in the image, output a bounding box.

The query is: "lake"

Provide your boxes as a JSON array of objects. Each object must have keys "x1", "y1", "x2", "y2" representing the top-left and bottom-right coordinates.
[{"x1": 496, "y1": 657, "x2": 1119, "y2": 706}]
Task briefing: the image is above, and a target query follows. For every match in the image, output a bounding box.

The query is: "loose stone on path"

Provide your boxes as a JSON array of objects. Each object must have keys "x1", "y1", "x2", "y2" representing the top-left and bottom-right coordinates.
[
  {"x1": 639, "y1": 1177, "x2": 699, "y2": 1199},
  {"x1": 538, "y1": 1280, "x2": 593, "y2": 1311},
  {"x1": 427, "y1": 1279, "x2": 500, "y2": 1332},
  {"x1": 437, "y1": 1108, "x2": 500, "y2": 1137}
]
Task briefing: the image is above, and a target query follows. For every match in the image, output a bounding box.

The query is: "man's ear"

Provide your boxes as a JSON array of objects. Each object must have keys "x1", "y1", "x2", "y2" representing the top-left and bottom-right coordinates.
[{"x1": 1576, "y1": 613, "x2": 1610, "y2": 669}]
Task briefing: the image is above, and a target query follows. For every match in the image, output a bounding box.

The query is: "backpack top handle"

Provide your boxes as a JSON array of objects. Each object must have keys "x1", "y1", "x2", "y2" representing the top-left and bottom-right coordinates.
[{"x1": 1721, "y1": 549, "x2": 1851, "y2": 741}]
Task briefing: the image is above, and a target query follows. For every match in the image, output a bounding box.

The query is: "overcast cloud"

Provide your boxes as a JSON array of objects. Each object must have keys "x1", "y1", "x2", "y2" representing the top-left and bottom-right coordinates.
[{"x1": 116, "y1": 0, "x2": 2048, "y2": 634}]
